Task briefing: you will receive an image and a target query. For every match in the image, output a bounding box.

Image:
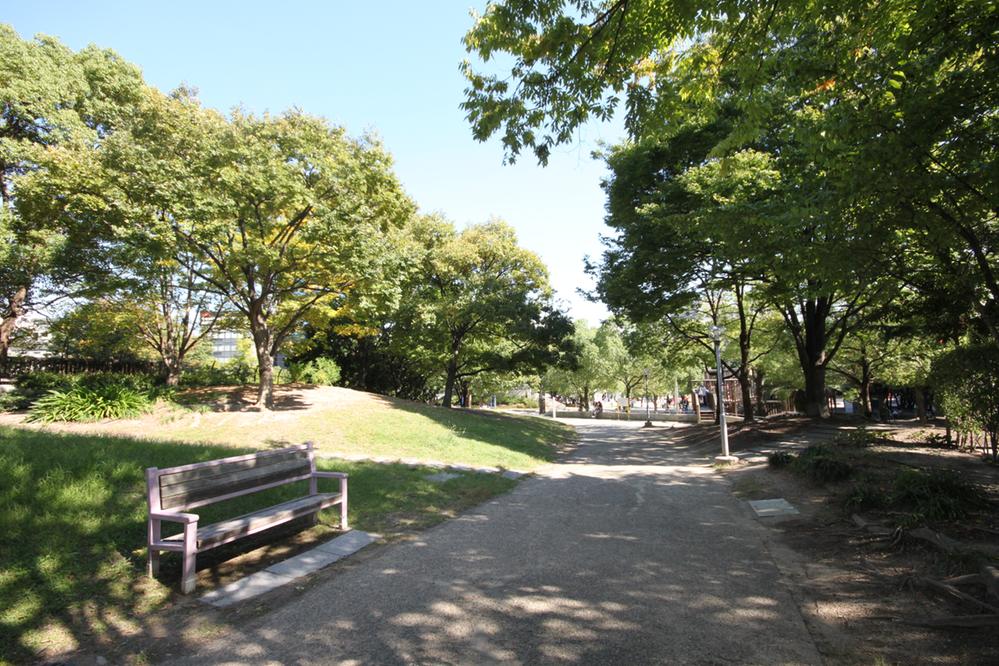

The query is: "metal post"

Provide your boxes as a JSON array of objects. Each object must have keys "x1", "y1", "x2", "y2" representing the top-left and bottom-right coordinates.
[
  {"x1": 710, "y1": 326, "x2": 735, "y2": 464},
  {"x1": 643, "y1": 369, "x2": 652, "y2": 427}
]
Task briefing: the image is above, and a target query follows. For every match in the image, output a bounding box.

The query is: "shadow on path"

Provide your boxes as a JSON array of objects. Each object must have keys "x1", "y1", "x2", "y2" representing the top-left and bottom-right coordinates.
[{"x1": 164, "y1": 422, "x2": 821, "y2": 665}]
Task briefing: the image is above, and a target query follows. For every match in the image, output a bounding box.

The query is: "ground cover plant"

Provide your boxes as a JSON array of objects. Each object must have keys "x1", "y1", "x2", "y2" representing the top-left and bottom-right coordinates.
[{"x1": 0, "y1": 425, "x2": 518, "y2": 664}]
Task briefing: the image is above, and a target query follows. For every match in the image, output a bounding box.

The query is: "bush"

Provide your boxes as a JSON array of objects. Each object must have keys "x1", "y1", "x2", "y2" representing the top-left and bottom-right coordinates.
[
  {"x1": 890, "y1": 469, "x2": 984, "y2": 522},
  {"x1": 834, "y1": 426, "x2": 889, "y2": 448},
  {"x1": 0, "y1": 371, "x2": 161, "y2": 412},
  {"x1": 27, "y1": 385, "x2": 155, "y2": 423},
  {"x1": 931, "y1": 344, "x2": 999, "y2": 462},
  {"x1": 768, "y1": 450, "x2": 794, "y2": 468},
  {"x1": 179, "y1": 361, "x2": 256, "y2": 387},
  {"x1": 288, "y1": 357, "x2": 341, "y2": 386},
  {"x1": 791, "y1": 445, "x2": 854, "y2": 483},
  {"x1": 844, "y1": 474, "x2": 889, "y2": 511},
  {"x1": 4, "y1": 371, "x2": 77, "y2": 410}
]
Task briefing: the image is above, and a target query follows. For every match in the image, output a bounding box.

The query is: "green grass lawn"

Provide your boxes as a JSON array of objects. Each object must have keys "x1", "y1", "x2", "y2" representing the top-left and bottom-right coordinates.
[
  {"x1": 51, "y1": 388, "x2": 574, "y2": 471},
  {"x1": 0, "y1": 425, "x2": 524, "y2": 664}
]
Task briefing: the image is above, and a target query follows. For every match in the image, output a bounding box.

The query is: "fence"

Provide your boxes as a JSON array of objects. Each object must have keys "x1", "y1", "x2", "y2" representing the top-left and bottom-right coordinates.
[{"x1": 0, "y1": 356, "x2": 159, "y2": 379}]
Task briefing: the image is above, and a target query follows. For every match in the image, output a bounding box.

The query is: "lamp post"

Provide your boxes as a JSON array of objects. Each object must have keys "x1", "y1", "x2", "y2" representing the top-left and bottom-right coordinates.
[
  {"x1": 643, "y1": 368, "x2": 653, "y2": 427},
  {"x1": 710, "y1": 325, "x2": 737, "y2": 464}
]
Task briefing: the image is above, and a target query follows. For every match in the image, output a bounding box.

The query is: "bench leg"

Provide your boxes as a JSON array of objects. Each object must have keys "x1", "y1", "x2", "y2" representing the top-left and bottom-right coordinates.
[
  {"x1": 340, "y1": 477, "x2": 349, "y2": 531},
  {"x1": 147, "y1": 519, "x2": 161, "y2": 577},
  {"x1": 180, "y1": 521, "x2": 198, "y2": 594}
]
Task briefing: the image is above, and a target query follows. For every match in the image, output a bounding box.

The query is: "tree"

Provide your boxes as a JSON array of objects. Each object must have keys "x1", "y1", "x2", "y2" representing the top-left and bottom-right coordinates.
[
  {"x1": 397, "y1": 216, "x2": 572, "y2": 408},
  {"x1": 0, "y1": 25, "x2": 143, "y2": 360},
  {"x1": 462, "y1": 1, "x2": 994, "y2": 415},
  {"x1": 47, "y1": 300, "x2": 150, "y2": 363},
  {"x1": 543, "y1": 320, "x2": 604, "y2": 411},
  {"x1": 123, "y1": 257, "x2": 226, "y2": 386},
  {"x1": 594, "y1": 319, "x2": 646, "y2": 410},
  {"x1": 932, "y1": 345, "x2": 999, "y2": 462},
  {"x1": 99, "y1": 91, "x2": 414, "y2": 407},
  {"x1": 593, "y1": 127, "x2": 776, "y2": 420}
]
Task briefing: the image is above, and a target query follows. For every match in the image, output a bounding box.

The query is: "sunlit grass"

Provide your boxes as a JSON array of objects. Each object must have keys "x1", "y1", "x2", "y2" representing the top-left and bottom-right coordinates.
[{"x1": 0, "y1": 425, "x2": 519, "y2": 664}]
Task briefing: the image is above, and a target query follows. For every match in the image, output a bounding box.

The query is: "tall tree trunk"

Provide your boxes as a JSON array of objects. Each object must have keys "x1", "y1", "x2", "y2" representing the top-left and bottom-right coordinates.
[
  {"x1": 163, "y1": 354, "x2": 182, "y2": 387},
  {"x1": 537, "y1": 379, "x2": 545, "y2": 414},
  {"x1": 804, "y1": 364, "x2": 828, "y2": 418},
  {"x1": 442, "y1": 360, "x2": 457, "y2": 408},
  {"x1": 0, "y1": 285, "x2": 27, "y2": 363},
  {"x1": 688, "y1": 378, "x2": 701, "y2": 421},
  {"x1": 583, "y1": 382, "x2": 590, "y2": 412},
  {"x1": 858, "y1": 358, "x2": 872, "y2": 418},
  {"x1": 914, "y1": 387, "x2": 927, "y2": 424},
  {"x1": 753, "y1": 369, "x2": 767, "y2": 417},
  {"x1": 734, "y1": 284, "x2": 756, "y2": 422},
  {"x1": 249, "y1": 306, "x2": 275, "y2": 409},
  {"x1": 738, "y1": 374, "x2": 754, "y2": 422}
]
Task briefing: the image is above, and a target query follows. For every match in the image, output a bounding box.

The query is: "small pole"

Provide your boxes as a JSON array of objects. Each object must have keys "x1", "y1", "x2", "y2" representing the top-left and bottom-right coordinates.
[
  {"x1": 644, "y1": 368, "x2": 652, "y2": 427},
  {"x1": 710, "y1": 326, "x2": 735, "y2": 464}
]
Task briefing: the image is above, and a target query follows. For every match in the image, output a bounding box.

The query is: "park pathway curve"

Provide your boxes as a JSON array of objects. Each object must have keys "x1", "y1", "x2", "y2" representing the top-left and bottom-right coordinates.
[{"x1": 169, "y1": 421, "x2": 821, "y2": 665}]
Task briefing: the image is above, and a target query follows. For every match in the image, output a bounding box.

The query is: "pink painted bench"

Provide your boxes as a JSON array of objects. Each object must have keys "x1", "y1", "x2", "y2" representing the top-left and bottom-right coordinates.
[{"x1": 145, "y1": 442, "x2": 348, "y2": 594}]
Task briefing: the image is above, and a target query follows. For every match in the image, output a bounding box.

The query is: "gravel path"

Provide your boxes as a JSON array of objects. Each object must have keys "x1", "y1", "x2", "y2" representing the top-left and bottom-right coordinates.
[{"x1": 167, "y1": 421, "x2": 821, "y2": 665}]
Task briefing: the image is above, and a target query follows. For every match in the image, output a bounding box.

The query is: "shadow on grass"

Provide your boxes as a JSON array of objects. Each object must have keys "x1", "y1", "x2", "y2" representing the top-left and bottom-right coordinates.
[
  {"x1": 0, "y1": 426, "x2": 514, "y2": 664},
  {"x1": 172, "y1": 385, "x2": 311, "y2": 412},
  {"x1": 374, "y1": 398, "x2": 573, "y2": 466}
]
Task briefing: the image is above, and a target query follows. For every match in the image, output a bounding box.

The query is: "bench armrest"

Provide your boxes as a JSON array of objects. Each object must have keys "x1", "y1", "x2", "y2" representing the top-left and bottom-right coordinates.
[
  {"x1": 150, "y1": 510, "x2": 199, "y2": 524},
  {"x1": 313, "y1": 471, "x2": 348, "y2": 479}
]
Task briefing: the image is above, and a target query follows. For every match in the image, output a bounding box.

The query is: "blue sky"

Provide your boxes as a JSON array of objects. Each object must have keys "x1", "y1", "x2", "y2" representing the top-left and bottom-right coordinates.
[{"x1": 6, "y1": 1, "x2": 621, "y2": 323}]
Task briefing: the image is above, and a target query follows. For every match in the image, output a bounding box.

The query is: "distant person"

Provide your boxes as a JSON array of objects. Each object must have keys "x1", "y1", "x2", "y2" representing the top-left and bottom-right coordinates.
[{"x1": 594, "y1": 401, "x2": 603, "y2": 418}]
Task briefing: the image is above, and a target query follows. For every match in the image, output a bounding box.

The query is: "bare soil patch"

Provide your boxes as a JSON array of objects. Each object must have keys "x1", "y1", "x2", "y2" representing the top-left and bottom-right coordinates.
[{"x1": 724, "y1": 422, "x2": 999, "y2": 665}]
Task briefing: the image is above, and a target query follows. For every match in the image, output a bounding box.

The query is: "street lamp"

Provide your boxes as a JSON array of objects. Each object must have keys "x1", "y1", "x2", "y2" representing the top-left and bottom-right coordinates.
[
  {"x1": 643, "y1": 368, "x2": 653, "y2": 427},
  {"x1": 710, "y1": 325, "x2": 737, "y2": 464}
]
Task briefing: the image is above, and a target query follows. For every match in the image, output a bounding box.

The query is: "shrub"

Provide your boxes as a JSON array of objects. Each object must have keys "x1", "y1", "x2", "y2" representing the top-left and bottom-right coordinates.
[
  {"x1": 0, "y1": 371, "x2": 162, "y2": 412},
  {"x1": 791, "y1": 445, "x2": 854, "y2": 483},
  {"x1": 27, "y1": 385, "x2": 155, "y2": 422},
  {"x1": 288, "y1": 357, "x2": 341, "y2": 386},
  {"x1": 4, "y1": 371, "x2": 77, "y2": 410},
  {"x1": 890, "y1": 469, "x2": 984, "y2": 522},
  {"x1": 931, "y1": 344, "x2": 999, "y2": 462},
  {"x1": 768, "y1": 450, "x2": 794, "y2": 468},
  {"x1": 180, "y1": 361, "x2": 256, "y2": 387},
  {"x1": 834, "y1": 426, "x2": 890, "y2": 448},
  {"x1": 844, "y1": 474, "x2": 889, "y2": 511}
]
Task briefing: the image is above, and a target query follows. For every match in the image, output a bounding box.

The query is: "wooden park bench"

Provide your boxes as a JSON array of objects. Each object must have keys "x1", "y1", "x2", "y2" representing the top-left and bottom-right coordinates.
[{"x1": 145, "y1": 442, "x2": 348, "y2": 593}]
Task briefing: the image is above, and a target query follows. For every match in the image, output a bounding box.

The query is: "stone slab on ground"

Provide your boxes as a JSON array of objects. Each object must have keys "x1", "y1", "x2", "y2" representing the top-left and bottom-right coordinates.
[
  {"x1": 749, "y1": 498, "x2": 800, "y2": 518},
  {"x1": 265, "y1": 547, "x2": 347, "y2": 579},
  {"x1": 200, "y1": 531, "x2": 378, "y2": 607},
  {"x1": 201, "y1": 571, "x2": 293, "y2": 608},
  {"x1": 315, "y1": 530, "x2": 377, "y2": 556}
]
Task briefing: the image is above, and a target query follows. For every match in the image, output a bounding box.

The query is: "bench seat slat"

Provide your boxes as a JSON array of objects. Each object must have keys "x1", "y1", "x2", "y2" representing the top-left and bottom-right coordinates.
[
  {"x1": 163, "y1": 492, "x2": 342, "y2": 551},
  {"x1": 159, "y1": 458, "x2": 311, "y2": 509}
]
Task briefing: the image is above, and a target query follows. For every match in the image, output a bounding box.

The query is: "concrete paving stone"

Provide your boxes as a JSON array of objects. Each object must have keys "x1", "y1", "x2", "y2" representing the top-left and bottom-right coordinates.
[
  {"x1": 472, "y1": 466, "x2": 501, "y2": 474},
  {"x1": 748, "y1": 498, "x2": 800, "y2": 517},
  {"x1": 500, "y1": 470, "x2": 524, "y2": 479},
  {"x1": 449, "y1": 464, "x2": 473, "y2": 471},
  {"x1": 200, "y1": 571, "x2": 292, "y2": 607},
  {"x1": 315, "y1": 530, "x2": 377, "y2": 556},
  {"x1": 265, "y1": 547, "x2": 346, "y2": 578}
]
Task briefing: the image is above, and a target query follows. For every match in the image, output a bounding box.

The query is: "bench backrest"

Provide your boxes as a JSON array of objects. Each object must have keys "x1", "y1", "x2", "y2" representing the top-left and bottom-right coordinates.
[{"x1": 147, "y1": 443, "x2": 316, "y2": 512}]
